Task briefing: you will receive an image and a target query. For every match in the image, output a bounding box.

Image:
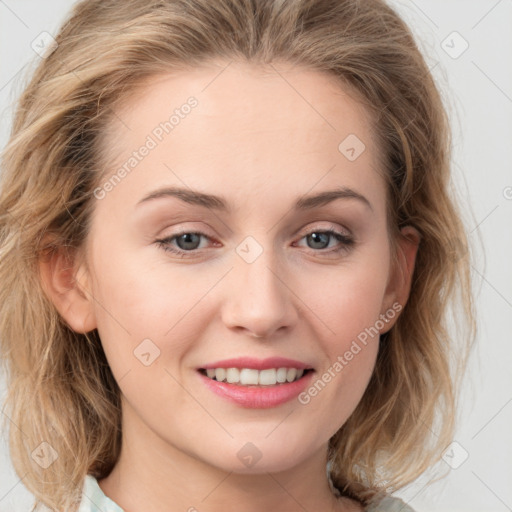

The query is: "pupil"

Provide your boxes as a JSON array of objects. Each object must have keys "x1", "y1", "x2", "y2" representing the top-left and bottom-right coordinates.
[
  {"x1": 178, "y1": 233, "x2": 200, "y2": 250},
  {"x1": 309, "y1": 232, "x2": 328, "y2": 249}
]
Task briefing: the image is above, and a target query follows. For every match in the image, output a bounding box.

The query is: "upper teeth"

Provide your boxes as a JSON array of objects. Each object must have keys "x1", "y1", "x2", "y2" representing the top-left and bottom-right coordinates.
[{"x1": 205, "y1": 367, "x2": 305, "y2": 386}]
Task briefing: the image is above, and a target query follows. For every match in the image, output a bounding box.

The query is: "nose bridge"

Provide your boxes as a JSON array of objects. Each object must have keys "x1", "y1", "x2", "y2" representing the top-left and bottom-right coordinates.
[{"x1": 221, "y1": 234, "x2": 297, "y2": 338}]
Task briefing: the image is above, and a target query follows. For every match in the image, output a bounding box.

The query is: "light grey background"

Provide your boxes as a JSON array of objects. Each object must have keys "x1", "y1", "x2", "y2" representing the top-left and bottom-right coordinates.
[{"x1": 1, "y1": 1, "x2": 511, "y2": 511}]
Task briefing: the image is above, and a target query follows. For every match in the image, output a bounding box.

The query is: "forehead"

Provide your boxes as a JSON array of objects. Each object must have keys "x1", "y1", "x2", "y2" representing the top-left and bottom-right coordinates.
[
  {"x1": 97, "y1": 60, "x2": 386, "y2": 214},
  {"x1": 110, "y1": 60, "x2": 376, "y2": 145}
]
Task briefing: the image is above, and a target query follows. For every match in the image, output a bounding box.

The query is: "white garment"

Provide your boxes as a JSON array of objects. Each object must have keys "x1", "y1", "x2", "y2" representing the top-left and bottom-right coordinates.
[{"x1": 78, "y1": 474, "x2": 416, "y2": 511}]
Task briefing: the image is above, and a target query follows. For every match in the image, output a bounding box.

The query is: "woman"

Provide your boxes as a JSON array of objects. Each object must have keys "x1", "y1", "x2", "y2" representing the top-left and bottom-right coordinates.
[{"x1": 0, "y1": 0, "x2": 475, "y2": 510}]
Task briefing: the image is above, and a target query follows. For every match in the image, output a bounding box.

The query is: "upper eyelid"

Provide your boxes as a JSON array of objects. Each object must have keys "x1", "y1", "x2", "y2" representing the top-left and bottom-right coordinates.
[
  {"x1": 160, "y1": 222, "x2": 352, "y2": 239},
  {"x1": 159, "y1": 224, "x2": 353, "y2": 247}
]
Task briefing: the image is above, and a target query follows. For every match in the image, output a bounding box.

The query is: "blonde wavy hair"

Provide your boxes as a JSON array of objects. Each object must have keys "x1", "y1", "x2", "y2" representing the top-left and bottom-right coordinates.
[{"x1": 0, "y1": 0, "x2": 475, "y2": 510}]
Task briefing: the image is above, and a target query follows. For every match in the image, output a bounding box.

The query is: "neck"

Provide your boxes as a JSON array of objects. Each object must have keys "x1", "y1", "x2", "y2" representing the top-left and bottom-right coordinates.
[{"x1": 97, "y1": 402, "x2": 359, "y2": 512}]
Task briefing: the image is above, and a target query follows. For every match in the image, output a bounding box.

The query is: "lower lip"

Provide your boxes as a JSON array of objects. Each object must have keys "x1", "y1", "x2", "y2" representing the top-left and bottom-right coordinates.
[{"x1": 198, "y1": 370, "x2": 314, "y2": 409}]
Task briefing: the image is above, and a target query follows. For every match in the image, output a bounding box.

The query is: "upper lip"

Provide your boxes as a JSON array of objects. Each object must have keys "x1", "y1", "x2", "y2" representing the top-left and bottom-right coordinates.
[{"x1": 200, "y1": 357, "x2": 314, "y2": 371}]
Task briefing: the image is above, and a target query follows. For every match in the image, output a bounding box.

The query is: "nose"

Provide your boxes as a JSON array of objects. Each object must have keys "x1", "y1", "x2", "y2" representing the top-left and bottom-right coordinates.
[{"x1": 221, "y1": 245, "x2": 299, "y2": 339}]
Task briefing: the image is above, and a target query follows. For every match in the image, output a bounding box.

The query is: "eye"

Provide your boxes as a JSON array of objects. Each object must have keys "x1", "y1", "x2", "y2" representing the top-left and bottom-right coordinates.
[
  {"x1": 295, "y1": 226, "x2": 354, "y2": 255},
  {"x1": 155, "y1": 230, "x2": 213, "y2": 257},
  {"x1": 155, "y1": 225, "x2": 354, "y2": 258}
]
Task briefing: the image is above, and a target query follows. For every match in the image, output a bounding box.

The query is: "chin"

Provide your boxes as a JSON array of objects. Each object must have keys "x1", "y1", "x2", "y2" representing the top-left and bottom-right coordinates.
[{"x1": 202, "y1": 436, "x2": 315, "y2": 475}]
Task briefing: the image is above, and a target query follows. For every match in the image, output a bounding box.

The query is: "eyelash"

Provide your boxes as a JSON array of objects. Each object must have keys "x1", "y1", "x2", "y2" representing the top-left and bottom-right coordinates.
[{"x1": 155, "y1": 226, "x2": 354, "y2": 258}]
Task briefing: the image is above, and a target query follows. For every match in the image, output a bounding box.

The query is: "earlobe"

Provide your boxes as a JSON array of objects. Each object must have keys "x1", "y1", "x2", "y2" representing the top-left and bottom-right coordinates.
[
  {"x1": 380, "y1": 225, "x2": 421, "y2": 333},
  {"x1": 39, "y1": 246, "x2": 97, "y2": 333}
]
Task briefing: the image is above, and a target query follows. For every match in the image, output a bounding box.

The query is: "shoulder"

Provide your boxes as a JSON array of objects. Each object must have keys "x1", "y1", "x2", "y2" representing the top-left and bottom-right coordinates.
[
  {"x1": 79, "y1": 475, "x2": 125, "y2": 512},
  {"x1": 365, "y1": 495, "x2": 416, "y2": 512}
]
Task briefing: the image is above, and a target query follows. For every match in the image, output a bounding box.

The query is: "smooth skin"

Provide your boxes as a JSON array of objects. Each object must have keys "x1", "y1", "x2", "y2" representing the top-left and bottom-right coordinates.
[{"x1": 40, "y1": 60, "x2": 419, "y2": 512}]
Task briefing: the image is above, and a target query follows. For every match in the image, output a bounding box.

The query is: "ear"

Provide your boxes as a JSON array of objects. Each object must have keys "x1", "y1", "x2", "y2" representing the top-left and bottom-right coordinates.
[
  {"x1": 39, "y1": 245, "x2": 97, "y2": 333},
  {"x1": 379, "y1": 225, "x2": 420, "y2": 334}
]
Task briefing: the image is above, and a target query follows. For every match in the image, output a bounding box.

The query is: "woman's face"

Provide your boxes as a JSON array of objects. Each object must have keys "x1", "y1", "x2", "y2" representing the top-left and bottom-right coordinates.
[{"x1": 73, "y1": 61, "x2": 414, "y2": 475}]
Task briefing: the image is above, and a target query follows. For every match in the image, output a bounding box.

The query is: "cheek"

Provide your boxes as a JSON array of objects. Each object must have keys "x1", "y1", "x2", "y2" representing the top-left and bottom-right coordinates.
[
  {"x1": 90, "y1": 237, "x2": 197, "y2": 326},
  {"x1": 302, "y1": 260, "x2": 389, "y2": 346},
  {"x1": 87, "y1": 243, "x2": 205, "y2": 377},
  {"x1": 89, "y1": 226, "x2": 389, "y2": 379},
  {"x1": 297, "y1": 274, "x2": 383, "y2": 431},
  {"x1": 295, "y1": 259, "x2": 388, "y2": 405},
  {"x1": 324, "y1": 278, "x2": 382, "y2": 387}
]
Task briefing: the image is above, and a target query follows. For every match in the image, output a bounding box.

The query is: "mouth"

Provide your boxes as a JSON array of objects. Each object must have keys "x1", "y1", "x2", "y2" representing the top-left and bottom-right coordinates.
[
  {"x1": 196, "y1": 356, "x2": 316, "y2": 408},
  {"x1": 198, "y1": 367, "x2": 314, "y2": 387}
]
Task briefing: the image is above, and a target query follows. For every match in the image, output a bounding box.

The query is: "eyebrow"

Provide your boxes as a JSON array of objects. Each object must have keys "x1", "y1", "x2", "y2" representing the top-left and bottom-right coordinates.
[{"x1": 137, "y1": 185, "x2": 373, "y2": 212}]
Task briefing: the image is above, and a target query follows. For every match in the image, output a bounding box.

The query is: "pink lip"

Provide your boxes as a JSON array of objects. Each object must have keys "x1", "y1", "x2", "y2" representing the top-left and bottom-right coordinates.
[
  {"x1": 200, "y1": 356, "x2": 313, "y2": 370},
  {"x1": 198, "y1": 370, "x2": 314, "y2": 409}
]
